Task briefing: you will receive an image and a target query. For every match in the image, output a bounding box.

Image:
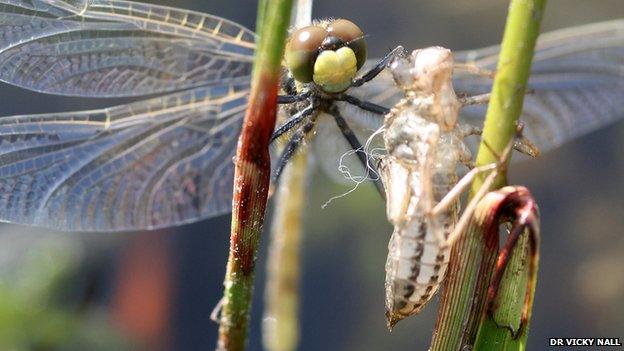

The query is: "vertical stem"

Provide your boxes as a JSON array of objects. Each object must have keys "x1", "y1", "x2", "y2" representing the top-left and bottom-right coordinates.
[
  {"x1": 431, "y1": 0, "x2": 546, "y2": 349},
  {"x1": 262, "y1": 3, "x2": 312, "y2": 351},
  {"x1": 256, "y1": 0, "x2": 268, "y2": 40},
  {"x1": 472, "y1": 0, "x2": 547, "y2": 189},
  {"x1": 217, "y1": 1, "x2": 293, "y2": 350},
  {"x1": 262, "y1": 152, "x2": 307, "y2": 351}
]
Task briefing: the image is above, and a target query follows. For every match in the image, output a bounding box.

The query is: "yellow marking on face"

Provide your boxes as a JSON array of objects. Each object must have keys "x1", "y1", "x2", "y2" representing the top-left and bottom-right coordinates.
[{"x1": 313, "y1": 47, "x2": 358, "y2": 93}]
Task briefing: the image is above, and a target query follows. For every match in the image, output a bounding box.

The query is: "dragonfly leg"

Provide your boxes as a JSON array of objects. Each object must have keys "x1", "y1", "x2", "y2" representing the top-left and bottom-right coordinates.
[
  {"x1": 457, "y1": 124, "x2": 479, "y2": 168},
  {"x1": 459, "y1": 122, "x2": 540, "y2": 158},
  {"x1": 430, "y1": 162, "x2": 498, "y2": 220},
  {"x1": 271, "y1": 100, "x2": 318, "y2": 142},
  {"x1": 454, "y1": 63, "x2": 496, "y2": 79},
  {"x1": 272, "y1": 118, "x2": 316, "y2": 185},
  {"x1": 485, "y1": 186, "x2": 540, "y2": 339},
  {"x1": 459, "y1": 93, "x2": 491, "y2": 106},
  {"x1": 340, "y1": 94, "x2": 390, "y2": 115},
  {"x1": 514, "y1": 135, "x2": 541, "y2": 158},
  {"x1": 277, "y1": 90, "x2": 311, "y2": 104},
  {"x1": 437, "y1": 136, "x2": 517, "y2": 248},
  {"x1": 329, "y1": 106, "x2": 386, "y2": 198},
  {"x1": 351, "y1": 46, "x2": 406, "y2": 87},
  {"x1": 458, "y1": 88, "x2": 535, "y2": 107}
]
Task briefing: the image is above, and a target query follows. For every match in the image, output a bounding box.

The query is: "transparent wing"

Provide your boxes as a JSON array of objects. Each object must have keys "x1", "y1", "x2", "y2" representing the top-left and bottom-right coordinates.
[
  {"x1": 454, "y1": 19, "x2": 624, "y2": 153},
  {"x1": 0, "y1": 82, "x2": 248, "y2": 232},
  {"x1": 0, "y1": 0, "x2": 255, "y2": 97}
]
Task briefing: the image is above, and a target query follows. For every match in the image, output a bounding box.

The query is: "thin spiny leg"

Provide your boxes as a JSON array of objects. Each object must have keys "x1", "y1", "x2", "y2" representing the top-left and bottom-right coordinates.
[
  {"x1": 459, "y1": 93, "x2": 491, "y2": 106},
  {"x1": 277, "y1": 90, "x2": 311, "y2": 104},
  {"x1": 434, "y1": 124, "x2": 536, "y2": 248},
  {"x1": 436, "y1": 136, "x2": 516, "y2": 248},
  {"x1": 341, "y1": 94, "x2": 390, "y2": 115},
  {"x1": 431, "y1": 136, "x2": 510, "y2": 218},
  {"x1": 454, "y1": 63, "x2": 496, "y2": 79},
  {"x1": 430, "y1": 162, "x2": 499, "y2": 217},
  {"x1": 351, "y1": 46, "x2": 405, "y2": 87},
  {"x1": 458, "y1": 123, "x2": 539, "y2": 158},
  {"x1": 514, "y1": 134, "x2": 540, "y2": 158},
  {"x1": 272, "y1": 119, "x2": 315, "y2": 185},
  {"x1": 271, "y1": 101, "x2": 317, "y2": 142},
  {"x1": 329, "y1": 106, "x2": 385, "y2": 198},
  {"x1": 458, "y1": 89, "x2": 532, "y2": 107}
]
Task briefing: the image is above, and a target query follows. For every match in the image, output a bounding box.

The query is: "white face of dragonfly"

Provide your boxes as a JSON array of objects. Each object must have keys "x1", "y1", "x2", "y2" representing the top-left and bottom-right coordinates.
[{"x1": 389, "y1": 47, "x2": 460, "y2": 131}]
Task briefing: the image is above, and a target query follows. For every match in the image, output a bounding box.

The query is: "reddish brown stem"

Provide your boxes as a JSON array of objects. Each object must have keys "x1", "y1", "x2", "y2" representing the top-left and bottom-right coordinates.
[
  {"x1": 217, "y1": 3, "x2": 293, "y2": 349},
  {"x1": 217, "y1": 72, "x2": 281, "y2": 351}
]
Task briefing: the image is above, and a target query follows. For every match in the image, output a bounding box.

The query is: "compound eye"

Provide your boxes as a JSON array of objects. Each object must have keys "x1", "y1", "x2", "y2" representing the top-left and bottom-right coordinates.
[
  {"x1": 285, "y1": 25, "x2": 328, "y2": 82},
  {"x1": 327, "y1": 19, "x2": 367, "y2": 70}
]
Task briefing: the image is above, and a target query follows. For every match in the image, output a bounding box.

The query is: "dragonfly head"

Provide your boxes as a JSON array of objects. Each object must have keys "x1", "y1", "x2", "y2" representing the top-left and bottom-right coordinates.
[{"x1": 285, "y1": 19, "x2": 367, "y2": 93}]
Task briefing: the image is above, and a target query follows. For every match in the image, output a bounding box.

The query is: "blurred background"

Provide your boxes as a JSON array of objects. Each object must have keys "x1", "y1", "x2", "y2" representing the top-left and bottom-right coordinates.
[{"x1": 0, "y1": 0, "x2": 623, "y2": 350}]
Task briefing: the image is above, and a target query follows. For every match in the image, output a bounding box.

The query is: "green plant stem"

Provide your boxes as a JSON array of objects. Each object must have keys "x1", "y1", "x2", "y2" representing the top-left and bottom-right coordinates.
[
  {"x1": 472, "y1": 186, "x2": 540, "y2": 351},
  {"x1": 472, "y1": 0, "x2": 547, "y2": 188},
  {"x1": 473, "y1": 230, "x2": 533, "y2": 350},
  {"x1": 216, "y1": 1, "x2": 293, "y2": 350},
  {"x1": 430, "y1": 0, "x2": 546, "y2": 349},
  {"x1": 261, "y1": 3, "x2": 312, "y2": 351},
  {"x1": 262, "y1": 151, "x2": 307, "y2": 351}
]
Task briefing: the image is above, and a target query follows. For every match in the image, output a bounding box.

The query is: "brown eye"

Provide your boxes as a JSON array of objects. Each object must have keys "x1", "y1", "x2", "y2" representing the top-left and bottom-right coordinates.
[
  {"x1": 327, "y1": 19, "x2": 367, "y2": 70},
  {"x1": 285, "y1": 25, "x2": 328, "y2": 82}
]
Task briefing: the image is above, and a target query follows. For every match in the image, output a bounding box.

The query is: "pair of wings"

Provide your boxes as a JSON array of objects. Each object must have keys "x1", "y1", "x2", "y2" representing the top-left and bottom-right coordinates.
[{"x1": 0, "y1": 0, "x2": 622, "y2": 232}]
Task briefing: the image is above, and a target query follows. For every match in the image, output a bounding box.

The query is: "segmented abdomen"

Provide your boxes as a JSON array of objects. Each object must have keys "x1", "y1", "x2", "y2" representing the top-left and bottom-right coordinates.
[
  {"x1": 384, "y1": 210, "x2": 455, "y2": 329},
  {"x1": 380, "y1": 153, "x2": 459, "y2": 329}
]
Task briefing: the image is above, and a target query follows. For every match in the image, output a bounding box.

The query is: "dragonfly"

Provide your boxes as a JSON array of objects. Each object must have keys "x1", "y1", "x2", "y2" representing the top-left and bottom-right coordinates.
[{"x1": 0, "y1": 0, "x2": 622, "y2": 236}]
